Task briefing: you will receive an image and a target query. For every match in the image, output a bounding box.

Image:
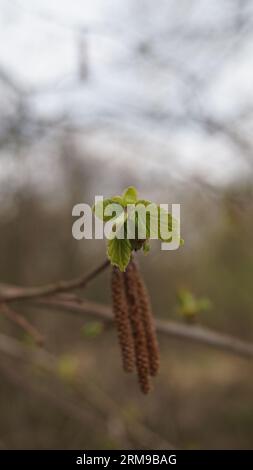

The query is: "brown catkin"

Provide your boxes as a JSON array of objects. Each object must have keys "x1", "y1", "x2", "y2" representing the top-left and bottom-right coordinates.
[
  {"x1": 111, "y1": 266, "x2": 135, "y2": 373},
  {"x1": 132, "y1": 260, "x2": 160, "y2": 376},
  {"x1": 124, "y1": 261, "x2": 151, "y2": 394}
]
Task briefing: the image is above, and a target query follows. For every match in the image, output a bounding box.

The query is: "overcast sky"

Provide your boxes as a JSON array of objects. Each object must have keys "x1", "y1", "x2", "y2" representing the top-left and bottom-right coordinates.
[{"x1": 0, "y1": 0, "x2": 253, "y2": 185}]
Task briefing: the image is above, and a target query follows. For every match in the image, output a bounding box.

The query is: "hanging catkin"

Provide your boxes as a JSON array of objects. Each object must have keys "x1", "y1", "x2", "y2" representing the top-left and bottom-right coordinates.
[
  {"x1": 111, "y1": 258, "x2": 160, "y2": 394},
  {"x1": 124, "y1": 261, "x2": 151, "y2": 394},
  {"x1": 111, "y1": 266, "x2": 135, "y2": 373},
  {"x1": 132, "y1": 260, "x2": 160, "y2": 376}
]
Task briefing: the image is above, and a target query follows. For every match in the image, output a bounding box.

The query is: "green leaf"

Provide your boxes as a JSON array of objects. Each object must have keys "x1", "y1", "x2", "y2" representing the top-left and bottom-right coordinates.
[
  {"x1": 177, "y1": 289, "x2": 212, "y2": 318},
  {"x1": 156, "y1": 207, "x2": 184, "y2": 246},
  {"x1": 104, "y1": 202, "x2": 125, "y2": 224},
  {"x1": 177, "y1": 289, "x2": 197, "y2": 316},
  {"x1": 122, "y1": 186, "x2": 138, "y2": 205},
  {"x1": 107, "y1": 237, "x2": 132, "y2": 271},
  {"x1": 143, "y1": 240, "x2": 151, "y2": 254},
  {"x1": 132, "y1": 202, "x2": 151, "y2": 239},
  {"x1": 111, "y1": 195, "x2": 124, "y2": 205},
  {"x1": 93, "y1": 198, "x2": 114, "y2": 221},
  {"x1": 157, "y1": 206, "x2": 173, "y2": 241},
  {"x1": 136, "y1": 199, "x2": 152, "y2": 207},
  {"x1": 93, "y1": 198, "x2": 124, "y2": 222},
  {"x1": 93, "y1": 188, "x2": 184, "y2": 260},
  {"x1": 145, "y1": 203, "x2": 159, "y2": 238}
]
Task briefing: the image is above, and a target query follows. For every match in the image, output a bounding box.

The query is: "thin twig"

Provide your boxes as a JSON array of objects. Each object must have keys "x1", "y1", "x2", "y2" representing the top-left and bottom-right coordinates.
[
  {"x1": 0, "y1": 303, "x2": 44, "y2": 345},
  {"x1": 0, "y1": 331, "x2": 55, "y2": 368},
  {"x1": 0, "y1": 259, "x2": 110, "y2": 302}
]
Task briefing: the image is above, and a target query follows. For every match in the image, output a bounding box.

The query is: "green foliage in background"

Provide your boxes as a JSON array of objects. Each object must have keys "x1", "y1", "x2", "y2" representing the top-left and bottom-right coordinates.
[{"x1": 177, "y1": 288, "x2": 212, "y2": 322}]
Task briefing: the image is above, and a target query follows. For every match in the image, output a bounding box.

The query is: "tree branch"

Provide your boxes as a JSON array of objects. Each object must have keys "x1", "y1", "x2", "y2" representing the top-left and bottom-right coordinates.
[
  {"x1": 0, "y1": 303, "x2": 44, "y2": 346},
  {"x1": 0, "y1": 257, "x2": 253, "y2": 361},
  {"x1": 34, "y1": 297, "x2": 253, "y2": 360},
  {"x1": 0, "y1": 259, "x2": 110, "y2": 302}
]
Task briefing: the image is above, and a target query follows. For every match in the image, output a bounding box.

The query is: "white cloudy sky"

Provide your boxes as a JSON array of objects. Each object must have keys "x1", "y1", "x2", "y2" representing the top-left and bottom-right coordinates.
[{"x1": 0, "y1": 0, "x2": 253, "y2": 184}]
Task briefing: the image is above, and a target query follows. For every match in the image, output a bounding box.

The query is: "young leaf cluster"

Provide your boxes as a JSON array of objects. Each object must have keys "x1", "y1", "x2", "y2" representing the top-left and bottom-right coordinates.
[{"x1": 93, "y1": 186, "x2": 183, "y2": 271}]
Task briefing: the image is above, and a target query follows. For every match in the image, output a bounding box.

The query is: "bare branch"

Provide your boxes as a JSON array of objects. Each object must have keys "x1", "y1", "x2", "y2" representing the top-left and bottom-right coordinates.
[
  {"x1": 0, "y1": 258, "x2": 252, "y2": 360},
  {"x1": 0, "y1": 259, "x2": 110, "y2": 302},
  {"x1": 0, "y1": 303, "x2": 44, "y2": 346},
  {"x1": 34, "y1": 297, "x2": 253, "y2": 360},
  {"x1": 0, "y1": 331, "x2": 55, "y2": 368}
]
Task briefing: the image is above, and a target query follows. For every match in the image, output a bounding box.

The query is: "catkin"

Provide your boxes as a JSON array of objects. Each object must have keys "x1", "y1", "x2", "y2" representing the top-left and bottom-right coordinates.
[
  {"x1": 111, "y1": 266, "x2": 135, "y2": 373},
  {"x1": 111, "y1": 258, "x2": 160, "y2": 394},
  {"x1": 124, "y1": 261, "x2": 151, "y2": 394},
  {"x1": 132, "y1": 260, "x2": 160, "y2": 376}
]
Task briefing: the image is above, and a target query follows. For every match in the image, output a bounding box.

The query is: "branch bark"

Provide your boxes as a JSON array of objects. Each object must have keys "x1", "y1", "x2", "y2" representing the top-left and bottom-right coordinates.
[
  {"x1": 0, "y1": 303, "x2": 44, "y2": 345},
  {"x1": 0, "y1": 258, "x2": 253, "y2": 360},
  {"x1": 0, "y1": 259, "x2": 110, "y2": 302},
  {"x1": 34, "y1": 297, "x2": 253, "y2": 360}
]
